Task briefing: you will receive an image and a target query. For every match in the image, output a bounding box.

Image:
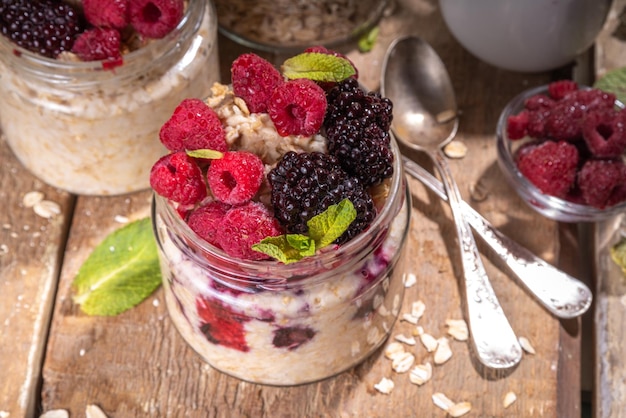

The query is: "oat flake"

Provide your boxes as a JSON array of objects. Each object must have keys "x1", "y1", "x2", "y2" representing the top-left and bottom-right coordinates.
[
  {"x1": 23, "y1": 191, "x2": 44, "y2": 208},
  {"x1": 420, "y1": 332, "x2": 438, "y2": 352},
  {"x1": 448, "y1": 401, "x2": 472, "y2": 417},
  {"x1": 40, "y1": 409, "x2": 69, "y2": 418},
  {"x1": 445, "y1": 318, "x2": 469, "y2": 341},
  {"x1": 374, "y1": 377, "x2": 394, "y2": 394},
  {"x1": 434, "y1": 337, "x2": 453, "y2": 364},
  {"x1": 443, "y1": 140, "x2": 467, "y2": 159},
  {"x1": 503, "y1": 391, "x2": 517, "y2": 408},
  {"x1": 394, "y1": 333, "x2": 416, "y2": 346},
  {"x1": 519, "y1": 336, "x2": 536, "y2": 354},
  {"x1": 404, "y1": 273, "x2": 417, "y2": 288},
  {"x1": 409, "y1": 362, "x2": 432, "y2": 386},
  {"x1": 384, "y1": 341, "x2": 405, "y2": 360},
  {"x1": 33, "y1": 200, "x2": 61, "y2": 219},
  {"x1": 86, "y1": 404, "x2": 108, "y2": 418},
  {"x1": 391, "y1": 351, "x2": 415, "y2": 373},
  {"x1": 432, "y1": 392, "x2": 455, "y2": 411}
]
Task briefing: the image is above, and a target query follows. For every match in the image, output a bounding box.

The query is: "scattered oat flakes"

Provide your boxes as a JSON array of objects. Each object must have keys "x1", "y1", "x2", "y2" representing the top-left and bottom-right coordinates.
[
  {"x1": 40, "y1": 410, "x2": 69, "y2": 418},
  {"x1": 415, "y1": 325, "x2": 424, "y2": 335},
  {"x1": 384, "y1": 341, "x2": 405, "y2": 360},
  {"x1": 33, "y1": 200, "x2": 61, "y2": 219},
  {"x1": 519, "y1": 336, "x2": 536, "y2": 354},
  {"x1": 391, "y1": 351, "x2": 415, "y2": 373},
  {"x1": 0, "y1": 411, "x2": 8, "y2": 418},
  {"x1": 86, "y1": 404, "x2": 108, "y2": 418},
  {"x1": 443, "y1": 140, "x2": 467, "y2": 159},
  {"x1": 114, "y1": 215, "x2": 129, "y2": 223},
  {"x1": 23, "y1": 191, "x2": 44, "y2": 207},
  {"x1": 419, "y1": 332, "x2": 438, "y2": 352},
  {"x1": 403, "y1": 273, "x2": 417, "y2": 288},
  {"x1": 432, "y1": 392, "x2": 455, "y2": 411},
  {"x1": 409, "y1": 361, "x2": 432, "y2": 386},
  {"x1": 445, "y1": 318, "x2": 469, "y2": 341},
  {"x1": 374, "y1": 377, "x2": 394, "y2": 394},
  {"x1": 401, "y1": 312, "x2": 419, "y2": 324},
  {"x1": 503, "y1": 391, "x2": 517, "y2": 408},
  {"x1": 434, "y1": 337, "x2": 453, "y2": 365},
  {"x1": 448, "y1": 401, "x2": 472, "y2": 417},
  {"x1": 394, "y1": 333, "x2": 416, "y2": 346},
  {"x1": 411, "y1": 300, "x2": 426, "y2": 319}
]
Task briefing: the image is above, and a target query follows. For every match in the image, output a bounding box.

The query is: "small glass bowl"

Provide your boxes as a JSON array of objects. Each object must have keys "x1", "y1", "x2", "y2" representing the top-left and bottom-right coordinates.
[
  {"x1": 496, "y1": 84, "x2": 626, "y2": 223},
  {"x1": 214, "y1": 0, "x2": 390, "y2": 54}
]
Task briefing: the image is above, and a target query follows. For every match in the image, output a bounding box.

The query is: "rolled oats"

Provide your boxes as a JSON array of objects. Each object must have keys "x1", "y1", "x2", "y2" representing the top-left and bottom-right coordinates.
[
  {"x1": 374, "y1": 377, "x2": 395, "y2": 394},
  {"x1": 419, "y1": 332, "x2": 439, "y2": 353},
  {"x1": 432, "y1": 392, "x2": 455, "y2": 411},
  {"x1": 519, "y1": 336, "x2": 536, "y2": 354},
  {"x1": 503, "y1": 391, "x2": 517, "y2": 408},
  {"x1": 445, "y1": 318, "x2": 469, "y2": 341},
  {"x1": 448, "y1": 402, "x2": 472, "y2": 417},
  {"x1": 409, "y1": 362, "x2": 432, "y2": 386},
  {"x1": 391, "y1": 351, "x2": 415, "y2": 373},
  {"x1": 434, "y1": 337, "x2": 453, "y2": 365}
]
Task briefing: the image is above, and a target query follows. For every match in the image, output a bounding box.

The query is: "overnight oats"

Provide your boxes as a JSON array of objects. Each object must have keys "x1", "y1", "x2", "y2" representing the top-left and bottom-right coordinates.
[
  {"x1": 0, "y1": 0, "x2": 219, "y2": 195},
  {"x1": 151, "y1": 50, "x2": 410, "y2": 385}
]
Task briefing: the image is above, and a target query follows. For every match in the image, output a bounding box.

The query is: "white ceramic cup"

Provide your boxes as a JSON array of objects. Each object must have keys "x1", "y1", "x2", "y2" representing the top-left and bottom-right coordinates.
[{"x1": 439, "y1": 0, "x2": 613, "y2": 72}]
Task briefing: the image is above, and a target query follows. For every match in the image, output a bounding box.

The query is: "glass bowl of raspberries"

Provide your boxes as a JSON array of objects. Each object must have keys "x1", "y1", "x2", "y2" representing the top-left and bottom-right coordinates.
[
  {"x1": 150, "y1": 51, "x2": 411, "y2": 385},
  {"x1": 497, "y1": 80, "x2": 626, "y2": 223}
]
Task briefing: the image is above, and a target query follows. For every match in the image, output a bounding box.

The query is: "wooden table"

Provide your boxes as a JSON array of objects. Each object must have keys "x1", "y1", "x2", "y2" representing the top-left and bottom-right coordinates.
[{"x1": 2, "y1": 0, "x2": 623, "y2": 416}]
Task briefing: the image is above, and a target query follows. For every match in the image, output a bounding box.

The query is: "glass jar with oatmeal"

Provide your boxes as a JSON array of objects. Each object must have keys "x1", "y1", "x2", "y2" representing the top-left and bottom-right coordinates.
[
  {"x1": 152, "y1": 135, "x2": 410, "y2": 385},
  {"x1": 215, "y1": 0, "x2": 390, "y2": 53},
  {"x1": 0, "y1": 0, "x2": 220, "y2": 195}
]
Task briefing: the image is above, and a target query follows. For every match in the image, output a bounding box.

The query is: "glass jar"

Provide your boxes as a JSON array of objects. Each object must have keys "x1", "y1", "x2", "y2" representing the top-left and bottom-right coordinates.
[
  {"x1": 152, "y1": 138, "x2": 410, "y2": 385},
  {"x1": 0, "y1": 0, "x2": 220, "y2": 195}
]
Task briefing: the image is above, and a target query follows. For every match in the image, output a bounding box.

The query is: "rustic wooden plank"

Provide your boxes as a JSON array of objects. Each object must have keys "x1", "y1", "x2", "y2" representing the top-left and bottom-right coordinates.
[
  {"x1": 40, "y1": 0, "x2": 574, "y2": 416},
  {"x1": 592, "y1": 0, "x2": 626, "y2": 416},
  {"x1": 0, "y1": 133, "x2": 73, "y2": 417}
]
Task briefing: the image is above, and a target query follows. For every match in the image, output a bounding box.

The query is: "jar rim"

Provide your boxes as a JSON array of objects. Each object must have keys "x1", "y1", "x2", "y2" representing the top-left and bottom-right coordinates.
[{"x1": 153, "y1": 133, "x2": 407, "y2": 285}]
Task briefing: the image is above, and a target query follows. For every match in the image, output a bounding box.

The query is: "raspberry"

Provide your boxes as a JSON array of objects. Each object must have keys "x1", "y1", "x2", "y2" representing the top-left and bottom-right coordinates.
[
  {"x1": 578, "y1": 159, "x2": 626, "y2": 208},
  {"x1": 0, "y1": 0, "x2": 84, "y2": 58},
  {"x1": 272, "y1": 326, "x2": 316, "y2": 350},
  {"x1": 268, "y1": 151, "x2": 376, "y2": 244},
  {"x1": 324, "y1": 78, "x2": 394, "y2": 187},
  {"x1": 83, "y1": 0, "x2": 129, "y2": 29},
  {"x1": 129, "y1": 0, "x2": 183, "y2": 39},
  {"x1": 207, "y1": 151, "x2": 265, "y2": 205},
  {"x1": 548, "y1": 80, "x2": 578, "y2": 100},
  {"x1": 197, "y1": 296, "x2": 249, "y2": 352},
  {"x1": 268, "y1": 78, "x2": 327, "y2": 137},
  {"x1": 515, "y1": 140, "x2": 579, "y2": 199},
  {"x1": 506, "y1": 110, "x2": 529, "y2": 140},
  {"x1": 217, "y1": 201, "x2": 283, "y2": 261},
  {"x1": 149, "y1": 151, "x2": 207, "y2": 205},
  {"x1": 71, "y1": 28, "x2": 122, "y2": 62},
  {"x1": 231, "y1": 53, "x2": 284, "y2": 114},
  {"x1": 187, "y1": 200, "x2": 230, "y2": 248},
  {"x1": 159, "y1": 98, "x2": 227, "y2": 153},
  {"x1": 582, "y1": 109, "x2": 626, "y2": 158}
]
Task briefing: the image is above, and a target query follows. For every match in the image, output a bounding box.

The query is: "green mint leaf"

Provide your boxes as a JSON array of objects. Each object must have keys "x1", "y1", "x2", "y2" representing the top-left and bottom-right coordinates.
[
  {"x1": 186, "y1": 149, "x2": 224, "y2": 159},
  {"x1": 252, "y1": 234, "x2": 313, "y2": 264},
  {"x1": 611, "y1": 237, "x2": 626, "y2": 275},
  {"x1": 594, "y1": 67, "x2": 626, "y2": 105},
  {"x1": 72, "y1": 217, "x2": 162, "y2": 316},
  {"x1": 358, "y1": 26, "x2": 380, "y2": 53},
  {"x1": 307, "y1": 198, "x2": 356, "y2": 248},
  {"x1": 281, "y1": 52, "x2": 356, "y2": 82}
]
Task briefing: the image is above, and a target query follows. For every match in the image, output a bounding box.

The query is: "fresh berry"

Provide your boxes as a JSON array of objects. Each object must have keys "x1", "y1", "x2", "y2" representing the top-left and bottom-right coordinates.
[
  {"x1": 548, "y1": 80, "x2": 578, "y2": 100},
  {"x1": 71, "y1": 27, "x2": 122, "y2": 61},
  {"x1": 159, "y1": 98, "x2": 227, "y2": 153},
  {"x1": 83, "y1": 0, "x2": 129, "y2": 29},
  {"x1": 506, "y1": 110, "x2": 529, "y2": 140},
  {"x1": 217, "y1": 201, "x2": 283, "y2": 261},
  {"x1": 578, "y1": 159, "x2": 626, "y2": 208},
  {"x1": 149, "y1": 151, "x2": 207, "y2": 205},
  {"x1": 187, "y1": 200, "x2": 230, "y2": 248},
  {"x1": 516, "y1": 140, "x2": 579, "y2": 199},
  {"x1": 582, "y1": 109, "x2": 626, "y2": 158},
  {"x1": 267, "y1": 78, "x2": 327, "y2": 136},
  {"x1": 207, "y1": 151, "x2": 265, "y2": 205},
  {"x1": 0, "y1": 0, "x2": 84, "y2": 58},
  {"x1": 129, "y1": 0, "x2": 183, "y2": 39},
  {"x1": 268, "y1": 151, "x2": 376, "y2": 244},
  {"x1": 324, "y1": 78, "x2": 394, "y2": 187},
  {"x1": 524, "y1": 94, "x2": 555, "y2": 111},
  {"x1": 197, "y1": 296, "x2": 249, "y2": 352},
  {"x1": 272, "y1": 326, "x2": 316, "y2": 350},
  {"x1": 231, "y1": 53, "x2": 284, "y2": 114}
]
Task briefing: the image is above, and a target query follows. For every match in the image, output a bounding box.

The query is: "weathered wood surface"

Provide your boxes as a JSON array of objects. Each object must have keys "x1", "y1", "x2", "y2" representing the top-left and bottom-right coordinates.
[
  {"x1": 593, "y1": 1, "x2": 626, "y2": 416},
  {"x1": 0, "y1": 0, "x2": 587, "y2": 416}
]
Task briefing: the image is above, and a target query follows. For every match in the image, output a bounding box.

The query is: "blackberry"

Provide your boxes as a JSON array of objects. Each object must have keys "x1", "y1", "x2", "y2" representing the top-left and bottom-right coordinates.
[
  {"x1": 268, "y1": 151, "x2": 376, "y2": 244},
  {"x1": 324, "y1": 77, "x2": 394, "y2": 187},
  {"x1": 0, "y1": 0, "x2": 84, "y2": 58}
]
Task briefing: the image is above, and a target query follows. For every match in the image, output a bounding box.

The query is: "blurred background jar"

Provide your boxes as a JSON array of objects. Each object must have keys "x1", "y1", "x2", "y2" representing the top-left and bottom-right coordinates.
[
  {"x1": 0, "y1": 0, "x2": 220, "y2": 195},
  {"x1": 439, "y1": 0, "x2": 612, "y2": 73},
  {"x1": 215, "y1": 0, "x2": 390, "y2": 54}
]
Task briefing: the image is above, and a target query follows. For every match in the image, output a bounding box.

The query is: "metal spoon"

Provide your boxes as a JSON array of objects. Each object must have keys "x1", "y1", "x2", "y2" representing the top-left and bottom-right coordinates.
[
  {"x1": 382, "y1": 35, "x2": 522, "y2": 369},
  {"x1": 401, "y1": 156, "x2": 592, "y2": 319}
]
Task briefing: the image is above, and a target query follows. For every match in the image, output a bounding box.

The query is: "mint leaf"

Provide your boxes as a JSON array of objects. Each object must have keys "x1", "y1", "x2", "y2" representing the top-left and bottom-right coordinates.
[
  {"x1": 72, "y1": 217, "x2": 162, "y2": 316},
  {"x1": 307, "y1": 199, "x2": 356, "y2": 248},
  {"x1": 252, "y1": 234, "x2": 313, "y2": 264},
  {"x1": 358, "y1": 26, "x2": 379, "y2": 53},
  {"x1": 611, "y1": 237, "x2": 626, "y2": 275},
  {"x1": 282, "y1": 52, "x2": 356, "y2": 82},
  {"x1": 186, "y1": 149, "x2": 224, "y2": 159},
  {"x1": 594, "y1": 67, "x2": 626, "y2": 105}
]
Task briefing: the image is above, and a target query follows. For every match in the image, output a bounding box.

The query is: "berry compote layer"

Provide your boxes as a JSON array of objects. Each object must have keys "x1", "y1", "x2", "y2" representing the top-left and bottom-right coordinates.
[{"x1": 0, "y1": 0, "x2": 219, "y2": 195}]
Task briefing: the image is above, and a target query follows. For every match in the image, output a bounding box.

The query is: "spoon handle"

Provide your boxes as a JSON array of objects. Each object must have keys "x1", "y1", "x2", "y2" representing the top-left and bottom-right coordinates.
[
  {"x1": 432, "y1": 150, "x2": 522, "y2": 369},
  {"x1": 402, "y1": 156, "x2": 592, "y2": 319}
]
